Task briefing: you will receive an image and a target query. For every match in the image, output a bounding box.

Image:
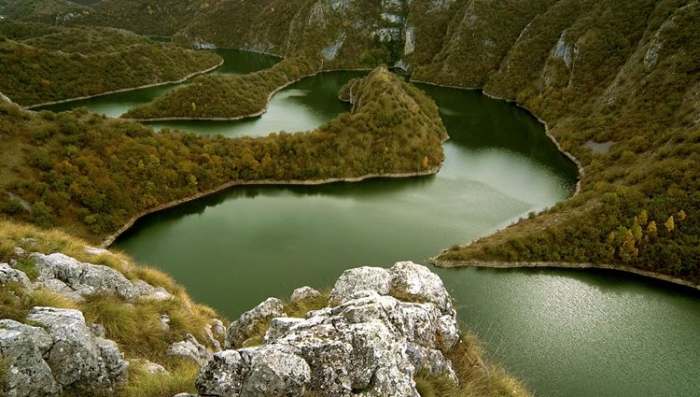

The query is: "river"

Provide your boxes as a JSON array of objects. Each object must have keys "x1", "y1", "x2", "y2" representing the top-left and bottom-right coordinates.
[{"x1": 40, "y1": 49, "x2": 700, "y2": 397}]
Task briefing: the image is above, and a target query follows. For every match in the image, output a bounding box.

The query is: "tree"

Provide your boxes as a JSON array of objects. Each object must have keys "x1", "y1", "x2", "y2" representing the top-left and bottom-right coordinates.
[
  {"x1": 646, "y1": 221, "x2": 657, "y2": 239},
  {"x1": 665, "y1": 216, "x2": 675, "y2": 233},
  {"x1": 677, "y1": 210, "x2": 687, "y2": 222}
]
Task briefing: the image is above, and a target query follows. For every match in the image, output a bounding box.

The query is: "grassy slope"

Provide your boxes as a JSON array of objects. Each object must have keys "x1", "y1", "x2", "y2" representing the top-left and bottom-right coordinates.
[
  {"x1": 0, "y1": 22, "x2": 222, "y2": 106},
  {"x1": 0, "y1": 67, "x2": 446, "y2": 243},
  {"x1": 0, "y1": 220, "x2": 222, "y2": 397}
]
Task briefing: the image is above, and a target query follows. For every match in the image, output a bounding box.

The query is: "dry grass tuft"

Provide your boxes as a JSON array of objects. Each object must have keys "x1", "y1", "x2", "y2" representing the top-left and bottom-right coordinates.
[{"x1": 415, "y1": 331, "x2": 531, "y2": 397}]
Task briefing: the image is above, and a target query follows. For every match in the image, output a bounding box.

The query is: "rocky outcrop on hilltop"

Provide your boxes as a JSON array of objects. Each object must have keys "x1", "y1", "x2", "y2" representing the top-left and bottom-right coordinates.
[{"x1": 193, "y1": 261, "x2": 461, "y2": 397}]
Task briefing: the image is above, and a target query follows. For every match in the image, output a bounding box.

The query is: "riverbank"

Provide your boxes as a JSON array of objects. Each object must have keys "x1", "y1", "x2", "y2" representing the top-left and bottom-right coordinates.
[
  {"x1": 432, "y1": 258, "x2": 700, "y2": 292},
  {"x1": 101, "y1": 168, "x2": 440, "y2": 247},
  {"x1": 410, "y1": 79, "x2": 584, "y2": 197},
  {"x1": 25, "y1": 59, "x2": 224, "y2": 110}
]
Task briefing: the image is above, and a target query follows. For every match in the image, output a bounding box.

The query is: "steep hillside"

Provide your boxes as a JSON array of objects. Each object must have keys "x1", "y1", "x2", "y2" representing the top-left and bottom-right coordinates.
[
  {"x1": 170, "y1": 0, "x2": 700, "y2": 285},
  {"x1": 0, "y1": 22, "x2": 222, "y2": 106},
  {"x1": 0, "y1": 0, "x2": 88, "y2": 23}
]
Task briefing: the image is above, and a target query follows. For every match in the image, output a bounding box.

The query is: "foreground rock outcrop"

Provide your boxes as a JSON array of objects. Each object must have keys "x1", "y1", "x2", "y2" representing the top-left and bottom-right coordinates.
[
  {"x1": 195, "y1": 261, "x2": 460, "y2": 397},
  {"x1": 0, "y1": 233, "x2": 224, "y2": 397},
  {"x1": 0, "y1": 308, "x2": 127, "y2": 397}
]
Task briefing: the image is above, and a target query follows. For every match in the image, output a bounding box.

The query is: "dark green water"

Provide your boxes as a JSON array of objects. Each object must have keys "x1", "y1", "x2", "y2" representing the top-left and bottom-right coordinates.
[{"x1": 45, "y1": 51, "x2": 700, "y2": 397}]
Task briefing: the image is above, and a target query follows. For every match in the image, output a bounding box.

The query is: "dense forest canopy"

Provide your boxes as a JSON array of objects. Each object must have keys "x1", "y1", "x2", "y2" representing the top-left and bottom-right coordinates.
[{"x1": 0, "y1": 22, "x2": 221, "y2": 106}]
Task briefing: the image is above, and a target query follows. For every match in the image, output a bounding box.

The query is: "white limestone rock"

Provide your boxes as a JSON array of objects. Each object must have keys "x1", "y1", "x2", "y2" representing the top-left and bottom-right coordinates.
[
  {"x1": 0, "y1": 263, "x2": 32, "y2": 289},
  {"x1": 31, "y1": 253, "x2": 138, "y2": 300},
  {"x1": 25, "y1": 307, "x2": 128, "y2": 394},
  {"x1": 290, "y1": 286, "x2": 322, "y2": 303},
  {"x1": 328, "y1": 266, "x2": 392, "y2": 305},
  {"x1": 0, "y1": 320, "x2": 59, "y2": 397},
  {"x1": 225, "y1": 297, "x2": 285, "y2": 348},
  {"x1": 198, "y1": 262, "x2": 459, "y2": 397},
  {"x1": 167, "y1": 334, "x2": 212, "y2": 366}
]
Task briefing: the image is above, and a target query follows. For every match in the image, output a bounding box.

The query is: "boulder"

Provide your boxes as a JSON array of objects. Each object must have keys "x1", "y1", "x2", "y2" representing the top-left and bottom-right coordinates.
[
  {"x1": 211, "y1": 319, "x2": 227, "y2": 339},
  {"x1": 328, "y1": 266, "x2": 392, "y2": 305},
  {"x1": 196, "y1": 350, "x2": 249, "y2": 396},
  {"x1": 290, "y1": 286, "x2": 321, "y2": 303},
  {"x1": 0, "y1": 320, "x2": 59, "y2": 397},
  {"x1": 0, "y1": 262, "x2": 32, "y2": 289},
  {"x1": 198, "y1": 262, "x2": 459, "y2": 397},
  {"x1": 167, "y1": 334, "x2": 211, "y2": 366},
  {"x1": 389, "y1": 261, "x2": 455, "y2": 316},
  {"x1": 226, "y1": 297, "x2": 285, "y2": 348},
  {"x1": 240, "y1": 347, "x2": 311, "y2": 397},
  {"x1": 26, "y1": 307, "x2": 128, "y2": 394},
  {"x1": 31, "y1": 253, "x2": 139, "y2": 300}
]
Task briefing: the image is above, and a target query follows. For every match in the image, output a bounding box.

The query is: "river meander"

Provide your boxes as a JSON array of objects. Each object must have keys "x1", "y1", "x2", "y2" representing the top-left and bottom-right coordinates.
[{"x1": 40, "y1": 50, "x2": 700, "y2": 397}]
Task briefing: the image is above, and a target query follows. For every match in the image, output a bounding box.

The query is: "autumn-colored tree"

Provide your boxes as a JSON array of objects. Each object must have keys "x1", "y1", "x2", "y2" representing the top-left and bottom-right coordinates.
[
  {"x1": 665, "y1": 216, "x2": 675, "y2": 233},
  {"x1": 646, "y1": 221, "x2": 657, "y2": 240}
]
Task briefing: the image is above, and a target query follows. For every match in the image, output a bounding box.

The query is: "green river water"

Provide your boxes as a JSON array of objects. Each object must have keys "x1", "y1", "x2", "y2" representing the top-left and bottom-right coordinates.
[{"x1": 41, "y1": 50, "x2": 700, "y2": 397}]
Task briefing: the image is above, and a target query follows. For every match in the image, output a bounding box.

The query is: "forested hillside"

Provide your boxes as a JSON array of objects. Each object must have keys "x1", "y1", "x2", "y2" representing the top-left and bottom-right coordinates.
[
  {"x1": 0, "y1": 22, "x2": 221, "y2": 106},
  {"x1": 0, "y1": 67, "x2": 446, "y2": 242},
  {"x1": 4, "y1": 0, "x2": 699, "y2": 283}
]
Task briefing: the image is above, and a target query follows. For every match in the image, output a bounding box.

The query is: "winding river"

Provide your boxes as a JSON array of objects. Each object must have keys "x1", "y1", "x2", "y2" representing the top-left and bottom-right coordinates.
[{"x1": 41, "y1": 50, "x2": 700, "y2": 397}]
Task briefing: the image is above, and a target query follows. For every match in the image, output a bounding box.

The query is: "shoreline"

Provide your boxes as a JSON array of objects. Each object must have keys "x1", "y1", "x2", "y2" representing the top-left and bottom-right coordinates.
[
  {"x1": 125, "y1": 67, "x2": 372, "y2": 122},
  {"x1": 100, "y1": 168, "x2": 440, "y2": 247},
  {"x1": 24, "y1": 59, "x2": 224, "y2": 109},
  {"x1": 410, "y1": 78, "x2": 584, "y2": 197},
  {"x1": 431, "y1": 259, "x2": 700, "y2": 292}
]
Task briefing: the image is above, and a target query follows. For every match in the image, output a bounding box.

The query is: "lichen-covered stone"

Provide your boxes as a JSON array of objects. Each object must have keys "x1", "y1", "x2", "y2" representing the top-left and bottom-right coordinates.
[
  {"x1": 24, "y1": 307, "x2": 127, "y2": 394},
  {"x1": 0, "y1": 262, "x2": 32, "y2": 289},
  {"x1": 0, "y1": 320, "x2": 59, "y2": 397},
  {"x1": 167, "y1": 334, "x2": 211, "y2": 366},
  {"x1": 225, "y1": 297, "x2": 285, "y2": 348},
  {"x1": 199, "y1": 262, "x2": 458, "y2": 397},
  {"x1": 290, "y1": 286, "x2": 322, "y2": 303},
  {"x1": 328, "y1": 266, "x2": 392, "y2": 305}
]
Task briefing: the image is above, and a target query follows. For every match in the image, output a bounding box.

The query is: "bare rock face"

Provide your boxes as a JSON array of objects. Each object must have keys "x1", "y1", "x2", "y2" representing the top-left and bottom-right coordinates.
[
  {"x1": 225, "y1": 297, "x2": 285, "y2": 348},
  {"x1": 0, "y1": 308, "x2": 127, "y2": 397},
  {"x1": 197, "y1": 261, "x2": 459, "y2": 397}
]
